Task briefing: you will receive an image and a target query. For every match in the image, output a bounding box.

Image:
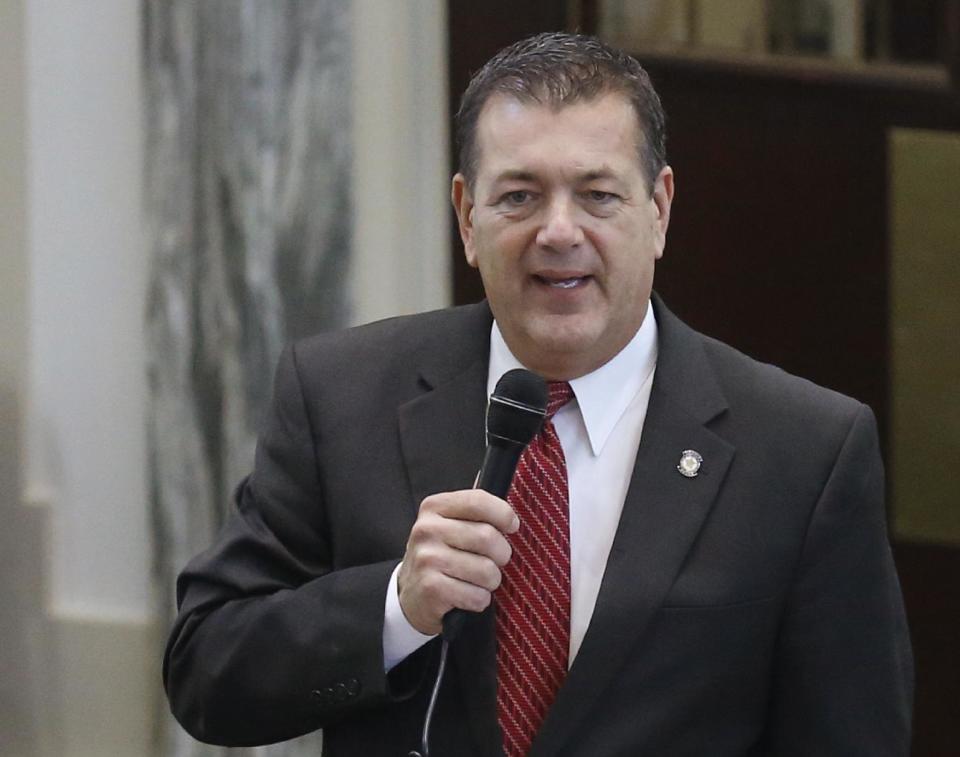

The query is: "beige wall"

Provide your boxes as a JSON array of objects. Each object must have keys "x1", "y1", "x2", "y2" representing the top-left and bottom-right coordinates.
[
  {"x1": 890, "y1": 127, "x2": 960, "y2": 546},
  {"x1": 0, "y1": 1, "x2": 450, "y2": 755},
  {"x1": 351, "y1": 0, "x2": 451, "y2": 322},
  {"x1": 3, "y1": 1, "x2": 159, "y2": 754}
]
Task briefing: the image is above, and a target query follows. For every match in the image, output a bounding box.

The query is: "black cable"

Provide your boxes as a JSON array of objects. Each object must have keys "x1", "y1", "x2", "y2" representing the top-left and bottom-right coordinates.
[{"x1": 407, "y1": 637, "x2": 450, "y2": 757}]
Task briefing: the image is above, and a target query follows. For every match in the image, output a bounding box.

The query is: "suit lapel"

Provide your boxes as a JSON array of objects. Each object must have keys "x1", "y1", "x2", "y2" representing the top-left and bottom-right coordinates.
[
  {"x1": 396, "y1": 301, "x2": 493, "y2": 511},
  {"x1": 397, "y1": 358, "x2": 488, "y2": 510},
  {"x1": 531, "y1": 296, "x2": 736, "y2": 756},
  {"x1": 396, "y1": 303, "x2": 503, "y2": 756}
]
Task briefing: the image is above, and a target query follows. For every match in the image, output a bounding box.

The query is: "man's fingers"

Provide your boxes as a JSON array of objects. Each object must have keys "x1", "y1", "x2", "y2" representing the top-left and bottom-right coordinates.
[
  {"x1": 404, "y1": 571, "x2": 493, "y2": 620},
  {"x1": 398, "y1": 489, "x2": 518, "y2": 634},
  {"x1": 420, "y1": 489, "x2": 519, "y2": 534},
  {"x1": 398, "y1": 551, "x2": 498, "y2": 634},
  {"x1": 442, "y1": 574, "x2": 495, "y2": 613},
  {"x1": 410, "y1": 496, "x2": 513, "y2": 565},
  {"x1": 404, "y1": 538, "x2": 504, "y2": 592},
  {"x1": 446, "y1": 520, "x2": 513, "y2": 566},
  {"x1": 431, "y1": 544, "x2": 503, "y2": 592}
]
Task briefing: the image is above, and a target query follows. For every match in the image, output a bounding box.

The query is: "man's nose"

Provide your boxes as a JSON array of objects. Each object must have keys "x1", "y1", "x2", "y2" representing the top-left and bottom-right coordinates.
[{"x1": 536, "y1": 197, "x2": 584, "y2": 251}]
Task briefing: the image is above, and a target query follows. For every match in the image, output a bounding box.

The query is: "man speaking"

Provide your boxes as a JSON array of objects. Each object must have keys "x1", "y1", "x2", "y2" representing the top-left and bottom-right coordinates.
[{"x1": 164, "y1": 33, "x2": 913, "y2": 756}]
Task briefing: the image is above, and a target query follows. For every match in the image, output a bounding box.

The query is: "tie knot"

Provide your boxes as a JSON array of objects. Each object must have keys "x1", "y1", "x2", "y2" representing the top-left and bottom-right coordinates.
[{"x1": 546, "y1": 381, "x2": 574, "y2": 419}]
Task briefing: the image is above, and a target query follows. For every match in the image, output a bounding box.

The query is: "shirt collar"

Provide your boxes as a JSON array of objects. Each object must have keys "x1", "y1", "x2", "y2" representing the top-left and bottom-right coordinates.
[{"x1": 487, "y1": 303, "x2": 659, "y2": 456}]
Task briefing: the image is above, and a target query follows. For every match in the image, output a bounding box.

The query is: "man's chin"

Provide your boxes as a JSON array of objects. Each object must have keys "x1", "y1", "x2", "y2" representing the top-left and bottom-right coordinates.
[{"x1": 513, "y1": 321, "x2": 607, "y2": 378}]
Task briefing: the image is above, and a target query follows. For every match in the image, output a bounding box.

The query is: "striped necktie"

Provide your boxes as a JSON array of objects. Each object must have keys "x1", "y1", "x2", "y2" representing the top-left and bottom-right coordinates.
[{"x1": 495, "y1": 380, "x2": 574, "y2": 756}]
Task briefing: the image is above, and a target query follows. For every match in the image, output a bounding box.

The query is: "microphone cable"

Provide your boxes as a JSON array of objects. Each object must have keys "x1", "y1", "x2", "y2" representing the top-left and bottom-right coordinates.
[
  {"x1": 407, "y1": 369, "x2": 546, "y2": 756},
  {"x1": 407, "y1": 635, "x2": 451, "y2": 757}
]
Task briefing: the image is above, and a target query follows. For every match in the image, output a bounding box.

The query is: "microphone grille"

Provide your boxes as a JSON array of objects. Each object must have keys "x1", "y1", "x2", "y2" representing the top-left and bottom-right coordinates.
[{"x1": 486, "y1": 369, "x2": 548, "y2": 446}]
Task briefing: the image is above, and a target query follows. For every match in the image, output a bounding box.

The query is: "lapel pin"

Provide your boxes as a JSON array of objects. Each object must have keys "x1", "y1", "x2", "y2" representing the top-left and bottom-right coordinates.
[{"x1": 677, "y1": 449, "x2": 703, "y2": 478}]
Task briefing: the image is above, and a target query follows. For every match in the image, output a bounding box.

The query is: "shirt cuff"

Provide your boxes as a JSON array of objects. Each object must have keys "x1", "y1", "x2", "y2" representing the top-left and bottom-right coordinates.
[{"x1": 383, "y1": 562, "x2": 437, "y2": 671}]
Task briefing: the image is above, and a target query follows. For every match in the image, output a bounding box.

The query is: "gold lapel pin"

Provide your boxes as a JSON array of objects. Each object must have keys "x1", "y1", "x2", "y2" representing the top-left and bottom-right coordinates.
[{"x1": 677, "y1": 450, "x2": 703, "y2": 478}]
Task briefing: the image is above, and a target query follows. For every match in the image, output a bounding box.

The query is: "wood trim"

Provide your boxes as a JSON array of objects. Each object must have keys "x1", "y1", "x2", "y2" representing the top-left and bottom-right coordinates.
[
  {"x1": 625, "y1": 47, "x2": 950, "y2": 96},
  {"x1": 948, "y1": 0, "x2": 960, "y2": 95},
  {"x1": 577, "y1": 0, "x2": 960, "y2": 102}
]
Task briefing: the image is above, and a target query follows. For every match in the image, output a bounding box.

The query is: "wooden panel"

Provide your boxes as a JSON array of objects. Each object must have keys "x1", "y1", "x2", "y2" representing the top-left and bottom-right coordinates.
[
  {"x1": 636, "y1": 58, "x2": 960, "y2": 431},
  {"x1": 894, "y1": 541, "x2": 960, "y2": 755},
  {"x1": 628, "y1": 73, "x2": 960, "y2": 754},
  {"x1": 647, "y1": 64, "x2": 891, "y2": 426},
  {"x1": 447, "y1": 1, "x2": 570, "y2": 305}
]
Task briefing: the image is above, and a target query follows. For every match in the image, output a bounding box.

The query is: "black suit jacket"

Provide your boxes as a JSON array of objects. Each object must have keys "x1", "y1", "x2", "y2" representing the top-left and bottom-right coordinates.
[{"x1": 164, "y1": 295, "x2": 913, "y2": 756}]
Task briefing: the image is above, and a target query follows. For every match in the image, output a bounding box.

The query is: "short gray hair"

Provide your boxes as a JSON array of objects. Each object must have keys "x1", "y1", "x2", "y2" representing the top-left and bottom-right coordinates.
[{"x1": 455, "y1": 32, "x2": 667, "y2": 191}]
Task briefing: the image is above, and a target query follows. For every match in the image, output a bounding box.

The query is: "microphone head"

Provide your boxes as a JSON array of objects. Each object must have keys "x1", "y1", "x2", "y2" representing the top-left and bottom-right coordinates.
[{"x1": 486, "y1": 369, "x2": 548, "y2": 447}]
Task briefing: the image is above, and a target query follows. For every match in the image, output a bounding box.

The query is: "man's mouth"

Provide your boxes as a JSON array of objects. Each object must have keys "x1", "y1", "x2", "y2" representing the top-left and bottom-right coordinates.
[{"x1": 534, "y1": 274, "x2": 590, "y2": 289}]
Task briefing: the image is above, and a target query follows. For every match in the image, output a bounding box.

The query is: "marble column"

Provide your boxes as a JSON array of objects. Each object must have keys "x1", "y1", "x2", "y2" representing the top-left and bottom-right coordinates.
[{"x1": 143, "y1": 1, "x2": 352, "y2": 754}]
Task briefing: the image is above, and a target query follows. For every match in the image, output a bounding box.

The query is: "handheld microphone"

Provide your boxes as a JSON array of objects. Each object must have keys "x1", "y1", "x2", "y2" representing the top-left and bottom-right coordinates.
[
  {"x1": 441, "y1": 368, "x2": 547, "y2": 642},
  {"x1": 410, "y1": 369, "x2": 546, "y2": 757}
]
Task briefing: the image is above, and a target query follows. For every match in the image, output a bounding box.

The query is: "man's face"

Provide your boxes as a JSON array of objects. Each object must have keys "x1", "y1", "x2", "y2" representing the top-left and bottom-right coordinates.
[{"x1": 452, "y1": 92, "x2": 674, "y2": 380}]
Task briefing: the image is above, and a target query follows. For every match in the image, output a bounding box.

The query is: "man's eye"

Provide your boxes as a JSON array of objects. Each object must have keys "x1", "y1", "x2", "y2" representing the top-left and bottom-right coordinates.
[
  {"x1": 586, "y1": 190, "x2": 617, "y2": 203},
  {"x1": 501, "y1": 190, "x2": 531, "y2": 205}
]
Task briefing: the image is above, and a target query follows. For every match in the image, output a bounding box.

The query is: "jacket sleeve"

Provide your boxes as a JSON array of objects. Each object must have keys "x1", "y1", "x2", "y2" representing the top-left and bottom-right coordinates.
[
  {"x1": 762, "y1": 404, "x2": 914, "y2": 755},
  {"x1": 162, "y1": 343, "x2": 429, "y2": 747}
]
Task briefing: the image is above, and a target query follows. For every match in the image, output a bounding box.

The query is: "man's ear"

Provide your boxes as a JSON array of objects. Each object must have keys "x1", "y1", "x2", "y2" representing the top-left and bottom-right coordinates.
[
  {"x1": 651, "y1": 165, "x2": 674, "y2": 260},
  {"x1": 451, "y1": 173, "x2": 479, "y2": 268}
]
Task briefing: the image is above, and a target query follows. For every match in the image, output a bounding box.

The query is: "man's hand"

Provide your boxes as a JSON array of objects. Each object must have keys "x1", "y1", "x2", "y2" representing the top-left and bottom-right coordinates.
[{"x1": 397, "y1": 489, "x2": 519, "y2": 635}]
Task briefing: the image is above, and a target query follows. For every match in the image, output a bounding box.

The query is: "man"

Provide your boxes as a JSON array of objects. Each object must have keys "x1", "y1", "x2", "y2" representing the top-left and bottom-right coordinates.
[{"x1": 164, "y1": 33, "x2": 913, "y2": 756}]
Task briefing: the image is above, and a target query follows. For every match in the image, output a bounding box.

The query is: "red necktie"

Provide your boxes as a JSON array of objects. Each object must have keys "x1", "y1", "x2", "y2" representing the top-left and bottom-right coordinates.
[{"x1": 496, "y1": 381, "x2": 574, "y2": 756}]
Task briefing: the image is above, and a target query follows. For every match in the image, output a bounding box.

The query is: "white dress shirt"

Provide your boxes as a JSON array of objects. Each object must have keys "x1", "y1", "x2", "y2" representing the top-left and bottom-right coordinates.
[{"x1": 383, "y1": 305, "x2": 658, "y2": 670}]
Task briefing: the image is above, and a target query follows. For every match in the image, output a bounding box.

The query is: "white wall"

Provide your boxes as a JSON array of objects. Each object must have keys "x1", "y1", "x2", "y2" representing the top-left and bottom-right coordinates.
[
  {"x1": 20, "y1": 2, "x2": 155, "y2": 754},
  {"x1": 25, "y1": 0, "x2": 151, "y2": 624}
]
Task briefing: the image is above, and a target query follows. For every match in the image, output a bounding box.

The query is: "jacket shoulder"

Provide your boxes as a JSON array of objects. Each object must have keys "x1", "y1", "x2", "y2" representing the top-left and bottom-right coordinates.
[
  {"x1": 652, "y1": 293, "x2": 868, "y2": 430},
  {"x1": 694, "y1": 331, "x2": 872, "y2": 460},
  {"x1": 704, "y1": 334, "x2": 862, "y2": 412},
  {"x1": 290, "y1": 302, "x2": 491, "y2": 382}
]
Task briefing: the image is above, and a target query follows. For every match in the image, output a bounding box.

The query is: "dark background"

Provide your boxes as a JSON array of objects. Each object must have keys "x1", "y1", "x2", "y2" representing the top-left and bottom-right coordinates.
[{"x1": 447, "y1": 2, "x2": 960, "y2": 753}]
